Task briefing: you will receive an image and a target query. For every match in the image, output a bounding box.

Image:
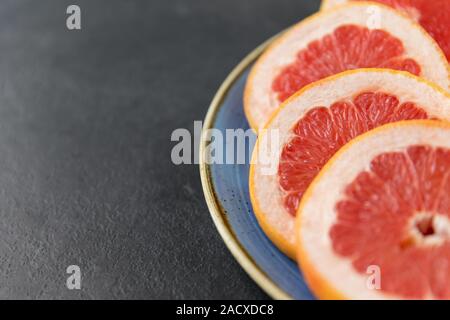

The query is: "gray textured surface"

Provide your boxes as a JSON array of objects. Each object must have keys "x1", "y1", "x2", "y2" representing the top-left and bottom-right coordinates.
[{"x1": 0, "y1": 0, "x2": 319, "y2": 299}]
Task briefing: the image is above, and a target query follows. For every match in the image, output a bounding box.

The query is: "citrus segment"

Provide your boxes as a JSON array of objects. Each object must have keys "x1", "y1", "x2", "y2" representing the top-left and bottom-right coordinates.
[
  {"x1": 321, "y1": 0, "x2": 450, "y2": 61},
  {"x1": 272, "y1": 25, "x2": 421, "y2": 102},
  {"x1": 297, "y1": 121, "x2": 450, "y2": 299},
  {"x1": 244, "y1": 3, "x2": 449, "y2": 132},
  {"x1": 330, "y1": 145, "x2": 450, "y2": 299}
]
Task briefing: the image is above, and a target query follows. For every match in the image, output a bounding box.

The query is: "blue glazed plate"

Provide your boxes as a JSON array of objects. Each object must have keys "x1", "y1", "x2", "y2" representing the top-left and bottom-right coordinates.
[{"x1": 199, "y1": 39, "x2": 315, "y2": 300}]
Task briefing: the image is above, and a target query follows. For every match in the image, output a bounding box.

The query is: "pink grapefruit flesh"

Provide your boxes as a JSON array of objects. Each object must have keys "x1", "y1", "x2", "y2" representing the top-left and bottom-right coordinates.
[
  {"x1": 272, "y1": 25, "x2": 421, "y2": 103},
  {"x1": 322, "y1": 0, "x2": 450, "y2": 61},
  {"x1": 279, "y1": 91, "x2": 428, "y2": 216}
]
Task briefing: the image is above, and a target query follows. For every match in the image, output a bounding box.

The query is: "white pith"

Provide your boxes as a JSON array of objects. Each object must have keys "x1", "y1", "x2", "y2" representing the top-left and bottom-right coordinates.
[
  {"x1": 298, "y1": 122, "x2": 450, "y2": 300},
  {"x1": 321, "y1": 0, "x2": 348, "y2": 10},
  {"x1": 322, "y1": 0, "x2": 421, "y2": 22},
  {"x1": 250, "y1": 69, "x2": 450, "y2": 261},
  {"x1": 246, "y1": 2, "x2": 450, "y2": 131},
  {"x1": 407, "y1": 213, "x2": 450, "y2": 247}
]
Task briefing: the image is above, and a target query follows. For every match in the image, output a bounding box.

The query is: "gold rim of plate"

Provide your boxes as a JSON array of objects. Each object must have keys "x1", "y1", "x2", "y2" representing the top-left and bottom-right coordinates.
[{"x1": 198, "y1": 35, "x2": 293, "y2": 300}]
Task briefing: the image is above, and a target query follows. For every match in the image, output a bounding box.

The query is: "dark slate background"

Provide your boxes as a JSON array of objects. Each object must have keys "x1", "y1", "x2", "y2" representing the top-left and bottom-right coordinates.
[{"x1": 0, "y1": 0, "x2": 319, "y2": 299}]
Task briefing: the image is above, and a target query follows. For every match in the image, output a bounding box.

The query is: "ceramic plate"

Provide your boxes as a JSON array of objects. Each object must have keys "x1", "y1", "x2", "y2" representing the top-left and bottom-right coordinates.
[{"x1": 199, "y1": 39, "x2": 315, "y2": 300}]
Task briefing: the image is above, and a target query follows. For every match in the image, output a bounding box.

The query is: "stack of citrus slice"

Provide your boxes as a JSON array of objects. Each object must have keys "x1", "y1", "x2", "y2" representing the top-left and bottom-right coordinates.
[{"x1": 246, "y1": 1, "x2": 450, "y2": 299}]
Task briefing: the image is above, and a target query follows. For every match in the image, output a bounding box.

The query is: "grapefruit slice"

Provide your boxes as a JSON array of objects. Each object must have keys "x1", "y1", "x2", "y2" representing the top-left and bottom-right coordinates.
[
  {"x1": 250, "y1": 69, "x2": 450, "y2": 259},
  {"x1": 321, "y1": 0, "x2": 450, "y2": 62},
  {"x1": 297, "y1": 120, "x2": 450, "y2": 300},
  {"x1": 244, "y1": 2, "x2": 450, "y2": 132}
]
